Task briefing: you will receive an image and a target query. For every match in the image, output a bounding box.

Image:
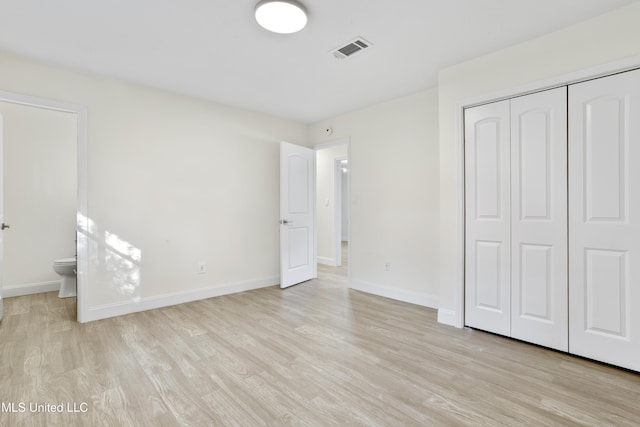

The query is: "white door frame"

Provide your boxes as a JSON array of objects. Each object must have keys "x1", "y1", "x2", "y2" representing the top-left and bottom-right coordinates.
[
  {"x1": 0, "y1": 90, "x2": 88, "y2": 323},
  {"x1": 314, "y1": 138, "x2": 351, "y2": 277},
  {"x1": 334, "y1": 156, "x2": 348, "y2": 267},
  {"x1": 449, "y1": 55, "x2": 640, "y2": 328}
]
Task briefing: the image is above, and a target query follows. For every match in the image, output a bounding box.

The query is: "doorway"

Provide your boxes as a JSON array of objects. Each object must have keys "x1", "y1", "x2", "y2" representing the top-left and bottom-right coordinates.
[
  {"x1": 315, "y1": 139, "x2": 350, "y2": 279},
  {"x1": 335, "y1": 156, "x2": 349, "y2": 274},
  {"x1": 0, "y1": 91, "x2": 87, "y2": 322}
]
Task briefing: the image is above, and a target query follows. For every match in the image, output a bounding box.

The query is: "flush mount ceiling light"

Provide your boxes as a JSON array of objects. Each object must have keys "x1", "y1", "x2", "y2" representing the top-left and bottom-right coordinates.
[{"x1": 255, "y1": 0, "x2": 308, "y2": 34}]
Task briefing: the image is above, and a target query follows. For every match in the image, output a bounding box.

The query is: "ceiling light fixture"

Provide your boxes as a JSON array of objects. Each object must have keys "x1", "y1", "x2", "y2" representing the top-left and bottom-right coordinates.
[{"x1": 255, "y1": 0, "x2": 308, "y2": 34}]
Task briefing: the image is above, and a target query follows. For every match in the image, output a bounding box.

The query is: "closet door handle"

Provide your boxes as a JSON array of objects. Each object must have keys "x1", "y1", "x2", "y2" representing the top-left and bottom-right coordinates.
[{"x1": 1, "y1": 223, "x2": 9, "y2": 230}]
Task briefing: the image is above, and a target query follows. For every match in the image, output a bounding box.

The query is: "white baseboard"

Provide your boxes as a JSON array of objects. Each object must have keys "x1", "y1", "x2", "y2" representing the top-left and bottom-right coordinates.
[
  {"x1": 85, "y1": 276, "x2": 279, "y2": 322},
  {"x1": 317, "y1": 257, "x2": 337, "y2": 266},
  {"x1": 349, "y1": 280, "x2": 439, "y2": 309},
  {"x1": 3, "y1": 280, "x2": 60, "y2": 298},
  {"x1": 437, "y1": 308, "x2": 461, "y2": 327}
]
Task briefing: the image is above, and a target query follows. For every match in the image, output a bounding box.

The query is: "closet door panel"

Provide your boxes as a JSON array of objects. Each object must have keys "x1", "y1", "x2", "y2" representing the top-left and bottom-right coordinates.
[
  {"x1": 511, "y1": 88, "x2": 568, "y2": 351},
  {"x1": 569, "y1": 68, "x2": 640, "y2": 371},
  {"x1": 464, "y1": 100, "x2": 511, "y2": 336}
]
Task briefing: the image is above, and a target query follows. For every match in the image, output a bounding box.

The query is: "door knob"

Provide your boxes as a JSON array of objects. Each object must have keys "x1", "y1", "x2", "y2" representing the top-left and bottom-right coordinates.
[
  {"x1": 280, "y1": 219, "x2": 290, "y2": 225},
  {"x1": 1, "y1": 223, "x2": 10, "y2": 230}
]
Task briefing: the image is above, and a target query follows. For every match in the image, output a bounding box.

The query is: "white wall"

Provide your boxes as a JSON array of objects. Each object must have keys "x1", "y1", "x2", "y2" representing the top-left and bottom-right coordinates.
[
  {"x1": 1, "y1": 101, "x2": 76, "y2": 295},
  {"x1": 309, "y1": 88, "x2": 440, "y2": 308},
  {"x1": 0, "y1": 50, "x2": 307, "y2": 321},
  {"x1": 316, "y1": 144, "x2": 348, "y2": 266},
  {"x1": 438, "y1": 2, "x2": 640, "y2": 325}
]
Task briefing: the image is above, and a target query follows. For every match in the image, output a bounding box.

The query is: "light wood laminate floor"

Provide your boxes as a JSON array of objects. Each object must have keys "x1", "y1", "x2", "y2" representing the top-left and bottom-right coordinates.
[{"x1": 1, "y1": 261, "x2": 639, "y2": 426}]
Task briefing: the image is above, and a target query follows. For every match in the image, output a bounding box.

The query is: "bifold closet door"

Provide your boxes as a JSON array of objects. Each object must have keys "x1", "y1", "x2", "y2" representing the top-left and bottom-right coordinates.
[
  {"x1": 464, "y1": 100, "x2": 511, "y2": 336},
  {"x1": 569, "y1": 68, "x2": 640, "y2": 371},
  {"x1": 510, "y1": 87, "x2": 568, "y2": 351}
]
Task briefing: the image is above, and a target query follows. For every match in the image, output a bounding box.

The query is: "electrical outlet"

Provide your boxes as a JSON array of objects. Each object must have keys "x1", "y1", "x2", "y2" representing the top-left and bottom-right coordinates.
[
  {"x1": 384, "y1": 261, "x2": 391, "y2": 272},
  {"x1": 198, "y1": 262, "x2": 206, "y2": 274}
]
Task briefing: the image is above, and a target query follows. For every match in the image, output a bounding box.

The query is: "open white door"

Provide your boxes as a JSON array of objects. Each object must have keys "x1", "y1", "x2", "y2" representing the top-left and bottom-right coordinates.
[{"x1": 280, "y1": 141, "x2": 316, "y2": 288}]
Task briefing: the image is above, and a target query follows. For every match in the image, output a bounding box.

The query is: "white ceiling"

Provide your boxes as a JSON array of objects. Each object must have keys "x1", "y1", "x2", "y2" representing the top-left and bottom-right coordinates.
[{"x1": 0, "y1": 0, "x2": 635, "y2": 123}]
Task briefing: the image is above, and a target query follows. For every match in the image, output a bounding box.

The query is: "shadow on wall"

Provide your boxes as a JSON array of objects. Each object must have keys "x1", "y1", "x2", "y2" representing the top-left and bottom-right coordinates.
[{"x1": 79, "y1": 214, "x2": 142, "y2": 300}]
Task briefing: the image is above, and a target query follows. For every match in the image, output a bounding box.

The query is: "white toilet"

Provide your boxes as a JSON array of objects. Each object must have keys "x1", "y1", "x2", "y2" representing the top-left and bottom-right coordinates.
[{"x1": 53, "y1": 257, "x2": 77, "y2": 298}]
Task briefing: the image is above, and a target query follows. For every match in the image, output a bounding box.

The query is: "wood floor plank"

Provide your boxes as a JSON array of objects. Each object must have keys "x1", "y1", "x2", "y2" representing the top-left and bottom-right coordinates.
[{"x1": 1, "y1": 253, "x2": 639, "y2": 426}]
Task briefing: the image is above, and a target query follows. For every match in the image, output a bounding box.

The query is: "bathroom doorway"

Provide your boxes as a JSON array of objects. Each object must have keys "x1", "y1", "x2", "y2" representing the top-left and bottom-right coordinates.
[{"x1": 0, "y1": 91, "x2": 87, "y2": 322}]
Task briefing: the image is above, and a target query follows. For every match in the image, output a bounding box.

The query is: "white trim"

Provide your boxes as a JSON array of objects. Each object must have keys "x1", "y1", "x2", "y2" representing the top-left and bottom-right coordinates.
[
  {"x1": 452, "y1": 88, "x2": 466, "y2": 330},
  {"x1": 312, "y1": 148, "x2": 318, "y2": 279},
  {"x1": 0, "y1": 91, "x2": 82, "y2": 113},
  {"x1": 350, "y1": 279, "x2": 439, "y2": 309},
  {"x1": 451, "y1": 55, "x2": 640, "y2": 329},
  {"x1": 3, "y1": 281, "x2": 60, "y2": 298},
  {"x1": 462, "y1": 56, "x2": 640, "y2": 110},
  {"x1": 85, "y1": 276, "x2": 279, "y2": 322},
  {"x1": 346, "y1": 140, "x2": 352, "y2": 279},
  {"x1": 437, "y1": 309, "x2": 458, "y2": 327},
  {"x1": 0, "y1": 90, "x2": 88, "y2": 323},
  {"x1": 313, "y1": 137, "x2": 350, "y2": 150},
  {"x1": 317, "y1": 256, "x2": 337, "y2": 266},
  {"x1": 75, "y1": 107, "x2": 89, "y2": 323}
]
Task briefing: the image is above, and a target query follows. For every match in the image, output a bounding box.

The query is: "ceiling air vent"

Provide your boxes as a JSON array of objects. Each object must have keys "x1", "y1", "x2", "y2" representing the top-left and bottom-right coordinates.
[{"x1": 331, "y1": 37, "x2": 371, "y2": 60}]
